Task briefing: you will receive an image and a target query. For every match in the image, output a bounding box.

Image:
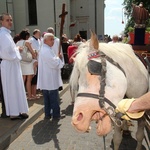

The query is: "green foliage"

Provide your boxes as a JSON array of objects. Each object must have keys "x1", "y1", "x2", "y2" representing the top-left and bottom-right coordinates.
[
  {"x1": 124, "y1": 18, "x2": 134, "y2": 35},
  {"x1": 128, "y1": 26, "x2": 134, "y2": 32},
  {"x1": 146, "y1": 27, "x2": 150, "y2": 33}
]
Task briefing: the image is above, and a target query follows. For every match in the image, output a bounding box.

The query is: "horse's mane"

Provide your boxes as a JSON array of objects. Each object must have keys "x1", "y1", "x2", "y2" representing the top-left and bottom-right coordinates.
[
  {"x1": 100, "y1": 43, "x2": 147, "y2": 78},
  {"x1": 75, "y1": 42, "x2": 147, "y2": 78}
]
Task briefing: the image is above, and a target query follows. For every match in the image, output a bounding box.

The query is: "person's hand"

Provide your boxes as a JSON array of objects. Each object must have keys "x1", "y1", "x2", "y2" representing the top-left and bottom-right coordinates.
[
  {"x1": 58, "y1": 52, "x2": 63, "y2": 60},
  {"x1": 32, "y1": 52, "x2": 37, "y2": 59},
  {"x1": 69, "y1": 56, "x2": 76, "y2": 63},
  {"x1": 115, "y1": 98, "x2": 145, "y2": 120}
]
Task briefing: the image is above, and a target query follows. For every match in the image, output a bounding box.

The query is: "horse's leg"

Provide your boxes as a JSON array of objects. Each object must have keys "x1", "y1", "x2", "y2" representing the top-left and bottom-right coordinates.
[
  {"x1": 136, "y1": 118, "x2": 145, "y2": 150},
  {"x1": 113, "y1": 124, "x2": 122, "y2": 150}
]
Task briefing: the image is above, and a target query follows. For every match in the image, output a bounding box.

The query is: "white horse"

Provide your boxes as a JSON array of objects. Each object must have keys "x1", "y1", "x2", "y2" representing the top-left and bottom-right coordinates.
[{"x1": 70, "y1": 32, "x2": 149, "y2": 150}]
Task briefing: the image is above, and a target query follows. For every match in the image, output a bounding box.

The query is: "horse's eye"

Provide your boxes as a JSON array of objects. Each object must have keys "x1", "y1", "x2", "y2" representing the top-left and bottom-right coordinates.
[{"x1": 87, "y1": 60, "x2": 102, "y2": 75}]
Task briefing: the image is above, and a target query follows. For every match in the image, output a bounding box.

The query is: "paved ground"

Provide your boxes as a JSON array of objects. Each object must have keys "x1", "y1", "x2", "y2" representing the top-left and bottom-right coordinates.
[
  {"x1": 4, "y1": 89, "x2": 150, "y2": 150},
  {"x1": 0, "y1": 81, "x2": 69, "y2": 150},
  {"x1": 0, "y1": 80, "x2": 149, "y2": 150}
]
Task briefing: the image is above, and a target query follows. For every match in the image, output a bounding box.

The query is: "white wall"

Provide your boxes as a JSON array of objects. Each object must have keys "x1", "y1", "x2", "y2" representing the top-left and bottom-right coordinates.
[
  {"x1": 0, "y1": 0, "x2": 104, "y2": 39},
  {"x1": 70, "y1": 0, "x2": 104, "y2": 40},
  {"x1": 13, "y1": 0, "x2": 70, "y2": 38},
  {"x1": 0, "y1": 0, "x2": 15, "y2": 36},
  {"x1": 96, "y1": 0, "x2": 105, "y2": 40},
  {"x1": 0, "y1": 1, "x2": 7, "y2": 14}
]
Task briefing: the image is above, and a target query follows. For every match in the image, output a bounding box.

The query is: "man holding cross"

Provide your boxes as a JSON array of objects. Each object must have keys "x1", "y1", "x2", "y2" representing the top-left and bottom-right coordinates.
[
  {"x1": 46, "y1": 4, "x2": 68, "y2": 91},
  {"x1": 47, "y1": 27, "x2": 64, "y2": 91}
]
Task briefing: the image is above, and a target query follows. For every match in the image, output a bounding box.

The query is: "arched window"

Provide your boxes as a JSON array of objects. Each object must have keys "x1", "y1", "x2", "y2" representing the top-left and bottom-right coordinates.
[{"x1": 28, "y1": 0, "x2": 37, "y2": 25}]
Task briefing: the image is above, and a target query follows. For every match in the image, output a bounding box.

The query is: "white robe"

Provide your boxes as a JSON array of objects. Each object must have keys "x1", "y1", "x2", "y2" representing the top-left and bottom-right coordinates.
[
  {"x1": 37, "y1": 43, "x2": 64, "y2": 90},
  {"x1": 52, "y1": 37, "x2": 64, "y2": 87},
  {"x1": 0, "y1": 27, "x2": 28, "y2": 116}
]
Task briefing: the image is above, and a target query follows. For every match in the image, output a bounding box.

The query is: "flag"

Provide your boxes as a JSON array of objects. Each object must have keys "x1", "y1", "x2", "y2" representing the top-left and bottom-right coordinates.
[{"x1": 70, "y1": 20, "x2": 76, "y2": 27}]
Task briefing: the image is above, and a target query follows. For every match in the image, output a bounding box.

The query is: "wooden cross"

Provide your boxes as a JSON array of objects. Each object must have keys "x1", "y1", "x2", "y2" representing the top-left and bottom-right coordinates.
[{"x1": 58, "y1": 3, "x2": 68, "y2": 54}]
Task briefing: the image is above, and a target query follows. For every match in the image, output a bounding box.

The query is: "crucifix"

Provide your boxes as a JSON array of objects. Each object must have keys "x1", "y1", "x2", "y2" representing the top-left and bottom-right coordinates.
[{"x1": 58, "y1": 3, "x2": 68, "y2": 54}]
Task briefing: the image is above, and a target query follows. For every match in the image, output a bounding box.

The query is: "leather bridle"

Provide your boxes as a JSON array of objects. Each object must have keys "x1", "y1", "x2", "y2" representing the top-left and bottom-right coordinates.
[{"x1": 77, "y1": 51, "x2": 126, "y2": 127}]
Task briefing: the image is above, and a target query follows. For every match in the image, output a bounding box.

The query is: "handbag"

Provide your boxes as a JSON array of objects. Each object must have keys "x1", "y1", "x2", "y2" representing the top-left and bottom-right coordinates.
[
  {"x1": 61, "y1": 63, "x2": 73, "y2": 80},
  {"x1": 20, "y1": 41, "x2": 33, "y2": 62}
]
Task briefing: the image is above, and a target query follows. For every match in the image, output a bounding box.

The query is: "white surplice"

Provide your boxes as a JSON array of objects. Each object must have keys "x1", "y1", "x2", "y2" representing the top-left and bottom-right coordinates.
[
  {"x1": 52, "y1": 37, "x2": 64, "y2": 87},
  {"x1": 0, "y1": 27, "x2": 29, "y2": 116},
  {"x1": 37, "y1": 43, "x2": 64, "y2": 90}
]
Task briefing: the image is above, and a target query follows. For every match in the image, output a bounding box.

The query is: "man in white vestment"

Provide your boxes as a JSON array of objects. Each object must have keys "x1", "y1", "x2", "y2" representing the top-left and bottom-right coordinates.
[
  {"x1": 47, "y1": 27, "x2": 64, "y2": 91},
  {"x1": 29, "y1": 29, "x2": 41, "y2": 53},
  {"x1": 37, "y1": 33, "x2": 64, "y2": 119},
  {"x1": 0, "y1": 13, "x2": 29, "y2": 120}
]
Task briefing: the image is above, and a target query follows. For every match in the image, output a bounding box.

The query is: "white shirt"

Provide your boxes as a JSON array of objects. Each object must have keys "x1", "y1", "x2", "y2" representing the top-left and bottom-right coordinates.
[{"x1": 29, "y1": 36, "x2": 41, "y2": 52}]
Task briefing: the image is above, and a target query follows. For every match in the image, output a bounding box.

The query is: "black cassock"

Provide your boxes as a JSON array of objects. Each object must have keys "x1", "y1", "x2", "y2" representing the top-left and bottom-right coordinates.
[{"x1": 0, "y1": 59, "x2": 6, "y2": 117}]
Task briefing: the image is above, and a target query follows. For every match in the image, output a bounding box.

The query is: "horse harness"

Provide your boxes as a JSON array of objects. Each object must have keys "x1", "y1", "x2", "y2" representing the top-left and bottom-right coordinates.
[{"x1": 77, "y1": 51, "x2": 126, "y2": 127}]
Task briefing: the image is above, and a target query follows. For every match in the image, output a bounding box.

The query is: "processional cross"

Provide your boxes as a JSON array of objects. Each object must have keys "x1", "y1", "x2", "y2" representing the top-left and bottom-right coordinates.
[{"x1": 58, "y1": 3, "x2": 68, "y2": 54}]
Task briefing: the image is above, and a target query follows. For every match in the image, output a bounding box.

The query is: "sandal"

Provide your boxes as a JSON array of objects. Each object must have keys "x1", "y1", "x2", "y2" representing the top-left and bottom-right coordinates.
[
  {"x1": 31, "y1": 95, "x2": 40, "y2": 99},
  {"x1": 27, "y1": 97, "x2": 35, "y2": 100}
]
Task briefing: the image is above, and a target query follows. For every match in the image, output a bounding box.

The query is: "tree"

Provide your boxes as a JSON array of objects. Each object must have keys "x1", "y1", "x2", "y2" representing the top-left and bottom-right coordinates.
[{"x1": 122, "y1": 0, "x2": 150, "y2": 34}]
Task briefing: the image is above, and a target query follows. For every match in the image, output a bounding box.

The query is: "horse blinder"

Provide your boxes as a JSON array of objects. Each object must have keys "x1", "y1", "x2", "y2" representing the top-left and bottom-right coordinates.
[{"x1": 87, "y1": 60, "x2": 102, "y2": 75}]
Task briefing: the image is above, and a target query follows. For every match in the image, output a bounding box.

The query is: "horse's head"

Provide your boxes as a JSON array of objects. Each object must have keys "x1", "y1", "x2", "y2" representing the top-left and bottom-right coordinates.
[
  {"x1": 70, "y1": 31, "x2": 113, "y2": 136},
  {"x1": 70, "y1": 30, "x2": 149, "y2": 136}
]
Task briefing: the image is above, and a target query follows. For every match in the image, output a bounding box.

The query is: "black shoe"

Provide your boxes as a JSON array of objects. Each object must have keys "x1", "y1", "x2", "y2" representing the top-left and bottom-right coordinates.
[
  {"x1": 10, "y1": 115, "x2": 23, "y2": 120},
  {"x1": 10, "y1": 113, "x2": 29, "y2": 120},
  {"x1": 58, "y1": 86, "x2": 63, "y2": 91},
  {"x1": 1, "y1": 113, "x2": 9, "y2": 118},
  {"x1": 44, "y1": 115, "x2": 51, "y2": 119},
  {"x1": 53, "y1": 114, "x2": 66, "y2": 121},
  {"x1": 19, "y1": 113, "x2": 29, "y2": 119},
  {"x1": 52, "y1": 115, "x2": 61, "y2": 121}
]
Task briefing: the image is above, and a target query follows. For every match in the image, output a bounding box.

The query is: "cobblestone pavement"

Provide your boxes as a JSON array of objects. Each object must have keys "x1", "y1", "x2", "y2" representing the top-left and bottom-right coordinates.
[{"x1": 7, "y1": 90, "x2": 149, "y2": 150}]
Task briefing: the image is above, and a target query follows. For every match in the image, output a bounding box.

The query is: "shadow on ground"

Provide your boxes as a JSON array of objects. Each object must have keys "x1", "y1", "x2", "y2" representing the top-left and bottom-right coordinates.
[
  {"x1": 32, "y1": 119, "x2": 62, "y2": 150},
  {"x1": 61, "y1": 103, "x2": 73, "y2": 116}
]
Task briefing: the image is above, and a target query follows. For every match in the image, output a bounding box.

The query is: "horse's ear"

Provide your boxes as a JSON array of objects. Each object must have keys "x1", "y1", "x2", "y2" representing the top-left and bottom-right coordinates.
[{"x1": 90, "y1": 30, "x2": 99, "y2": 50}]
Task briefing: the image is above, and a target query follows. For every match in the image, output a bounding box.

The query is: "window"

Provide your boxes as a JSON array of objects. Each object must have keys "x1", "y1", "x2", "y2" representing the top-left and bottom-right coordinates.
[{"x1": 28, "y1": 0, "x2": 37, "y2": 25}]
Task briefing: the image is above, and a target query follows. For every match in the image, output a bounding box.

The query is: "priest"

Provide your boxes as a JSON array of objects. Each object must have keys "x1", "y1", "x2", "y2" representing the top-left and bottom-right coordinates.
[{"x1": 0, "y1": 13, "x2": 29, "y2": 120}]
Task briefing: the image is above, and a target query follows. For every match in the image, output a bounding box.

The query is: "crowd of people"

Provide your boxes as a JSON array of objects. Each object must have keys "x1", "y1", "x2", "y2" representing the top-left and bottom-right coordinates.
[
  {"x1": 103, "y1": 34, "x2": 129, "y2": 44},
  {"x1": 0, "y1": 12, "x2": 85, "y2": 120},
  {"x1": 0, "y1": 12, "x2": 149, "y2": 121}
]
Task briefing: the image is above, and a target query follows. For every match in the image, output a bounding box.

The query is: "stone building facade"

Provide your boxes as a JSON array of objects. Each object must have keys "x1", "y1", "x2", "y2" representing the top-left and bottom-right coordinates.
[{"x1": 0, "y1": 0, "x2": 105, "y2": 40}]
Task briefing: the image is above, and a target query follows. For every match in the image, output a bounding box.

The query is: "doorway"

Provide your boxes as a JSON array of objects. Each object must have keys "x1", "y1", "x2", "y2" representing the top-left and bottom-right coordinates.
[{"x1": 79, "y1": 31, "x2": 87, "y2": 40}]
